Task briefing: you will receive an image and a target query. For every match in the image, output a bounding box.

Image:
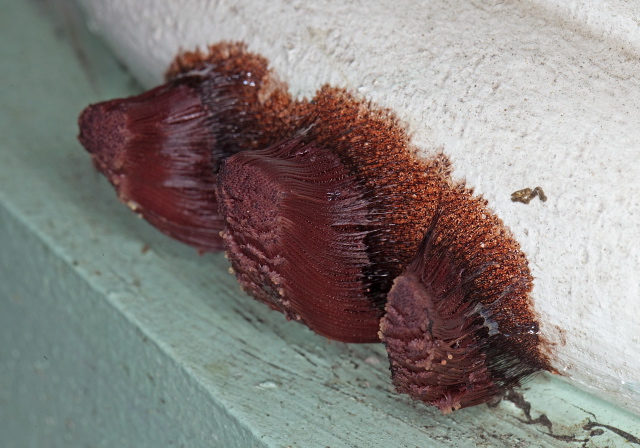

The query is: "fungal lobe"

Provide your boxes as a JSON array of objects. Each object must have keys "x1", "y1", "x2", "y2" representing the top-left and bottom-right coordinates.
[
  {"x1": 380, "y1": 188, "x2": 552, "y2": 413},
  {"x1": 77, "y1": 41, "x2": 553, "y2": 412},
  {"x1": 215, "y1": 83, "x2": 455, "y2": 342},
  {"x1": 217, "y1": 136, "x2": 383, "y2": 343},
  {"x1": 294, "y1": 87, "x2": 451, "y2": 309},
  {"x1": 78, "y1": 43, "x2": 295, "y2": 251}
]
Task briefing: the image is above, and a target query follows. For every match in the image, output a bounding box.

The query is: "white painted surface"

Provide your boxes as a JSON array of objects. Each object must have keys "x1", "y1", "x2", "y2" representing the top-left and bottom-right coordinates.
[{"x1": 76, "y1": 0, "x2": 640, "y2": 413}]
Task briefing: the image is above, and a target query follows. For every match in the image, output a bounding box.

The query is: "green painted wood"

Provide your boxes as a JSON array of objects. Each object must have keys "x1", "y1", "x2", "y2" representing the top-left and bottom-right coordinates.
[{"x1": 1, "y1": 2, "x2": 639, "y2": 447}]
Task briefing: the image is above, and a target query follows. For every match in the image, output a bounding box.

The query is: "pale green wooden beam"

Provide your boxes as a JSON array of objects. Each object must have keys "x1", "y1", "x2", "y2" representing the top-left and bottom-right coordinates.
[{"x1": 1, "y1": 2, "x2": 639, "y2": 447}]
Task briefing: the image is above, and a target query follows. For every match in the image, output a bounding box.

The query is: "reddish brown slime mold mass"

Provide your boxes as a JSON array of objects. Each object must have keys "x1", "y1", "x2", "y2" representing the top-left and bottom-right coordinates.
[
  {"x1": 216, "y1": 85, "x2": 452, "y2": 343},
  {"x1": 217, "y1": 136, "x2": 381, "y2": 342},
  {"x1": 380, "y1": 187, "x2": 552, "y2": 413},
  {"x1": 77, "y1": 41, "x2": 552, "y2": 412},
  {"x1": 298, "y1": 88, "x2": 450, "y2": 309},
  {"x1": 78, "y1": 43, "x2": 297, "y2": 251}
]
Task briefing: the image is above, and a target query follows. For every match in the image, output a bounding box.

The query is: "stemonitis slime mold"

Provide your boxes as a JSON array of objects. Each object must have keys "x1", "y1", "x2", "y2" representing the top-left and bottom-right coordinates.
[
  {"x1": 380, "y1": 189, "x2": 550, "y2": 413},
  {"x1": 78, "y1": 43, "x2": 297, "y2": 252},
  {"x1": 77, "y1": 42, "x2": 552, "y2": 413},
  {"x1": 217, "y1": 135, "x2": 379, "y2": 343}
]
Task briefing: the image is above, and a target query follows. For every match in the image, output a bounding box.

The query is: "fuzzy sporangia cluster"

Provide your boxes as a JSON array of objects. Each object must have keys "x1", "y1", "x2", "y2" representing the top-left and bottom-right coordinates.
[{"x1": 78, "y1": 42, "x2": 551, "y2": 413}]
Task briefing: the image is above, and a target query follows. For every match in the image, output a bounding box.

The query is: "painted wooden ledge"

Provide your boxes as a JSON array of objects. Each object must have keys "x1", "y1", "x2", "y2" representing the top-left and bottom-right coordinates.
[
  {"x1": 75, "y1": 0, "x2": 640, "y2": 415},
  {"x1": 1, "y1": 2, "x2": 639, "y2": 447}
]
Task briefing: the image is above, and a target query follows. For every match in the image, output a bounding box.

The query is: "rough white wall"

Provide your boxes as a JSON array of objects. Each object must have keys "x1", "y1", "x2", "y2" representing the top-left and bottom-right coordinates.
[{"x1": 77, "y1": 0, "x2": 640, "y2": 413}]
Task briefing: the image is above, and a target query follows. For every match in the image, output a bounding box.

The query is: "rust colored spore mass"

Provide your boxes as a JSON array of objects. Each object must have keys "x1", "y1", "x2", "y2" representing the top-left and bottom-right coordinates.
[
  {"x1": 380, "y1": 191, "x2": 551, "y2": 413},
  {"x1": 298, "y1": 89, "x2": 449, "y2": 309},
  {"x1": 77, "y1": 41, "x2": 553, "y2": 413},
  {"x1": 78, "y1": 43, "x2": 295, "y2": 251},
  {"x1": 78, "y1": 83, "x2": 221, "y2": 250},
  {"x1": 218, "y1": 136, "x2": 382, "y2": 342}
]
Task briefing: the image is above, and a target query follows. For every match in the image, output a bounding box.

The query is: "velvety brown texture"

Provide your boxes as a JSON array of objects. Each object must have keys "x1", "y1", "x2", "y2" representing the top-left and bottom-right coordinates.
[
  {"x1": 217, "y1": 136, "x2": 383, "y2": 342},
  {"x1": 78, "y1": 83, "x2": 223, "y2": 250},
  {"x1": 78, "y1": 43, "x2": 295, "y2": 251},
  {"x1": 380, "y1": 190, "x2": 552, "y2": 413},
  {"x1": 166, "y1": 43, "x2": 297, "y2": 151},
  {"x1": 296, "y1": 88, "x2": 451, "y2": 308},
  {"x1": 78, "y1": 41, "x2": 552, "y2": 412}
]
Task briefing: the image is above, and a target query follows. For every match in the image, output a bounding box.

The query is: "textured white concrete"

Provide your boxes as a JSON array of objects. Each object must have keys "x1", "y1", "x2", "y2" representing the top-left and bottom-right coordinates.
[{"x1": 76, "y1": 0, "x2": 640, "y2": 413}]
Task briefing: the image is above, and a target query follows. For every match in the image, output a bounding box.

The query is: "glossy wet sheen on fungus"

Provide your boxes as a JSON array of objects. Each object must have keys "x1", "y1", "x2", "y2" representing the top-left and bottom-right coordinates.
[
  {"x1": 78, "y1": 41, "x2": 553, "y2": 413},
  {"x1": 380, "y1": 189, "x2": 551, "y2": 413},
  {"x1": 217, "y1": 137, "x2": 383, "y2": 343},
  {"x1": 78, "y1": 43, "x2": 296, "y2": 252},
  {"x1": 79, "y1": 83, "x2": 221, "y2": 250},
  {"x1": 297, "y1": 88, "x2": 450, "y2": 309}
]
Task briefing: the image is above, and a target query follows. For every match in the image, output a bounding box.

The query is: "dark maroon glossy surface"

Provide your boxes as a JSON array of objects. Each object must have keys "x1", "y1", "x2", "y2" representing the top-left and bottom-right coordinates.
[{"x1": 218, "y1": 137, "x2": 383, "y2": 343}]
